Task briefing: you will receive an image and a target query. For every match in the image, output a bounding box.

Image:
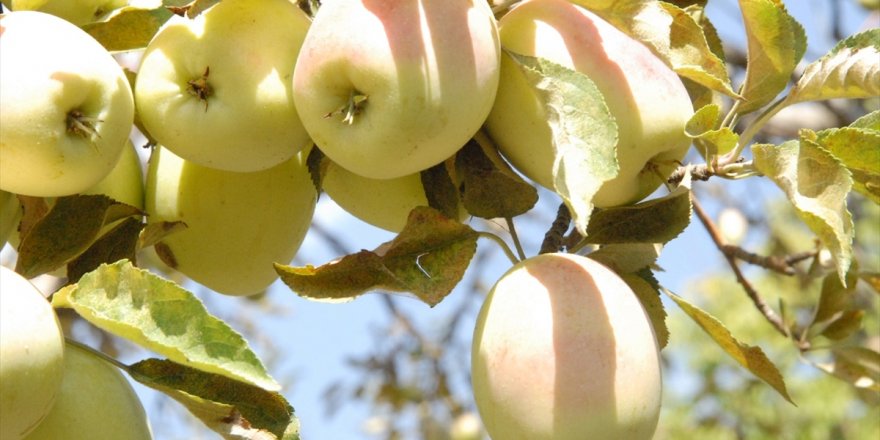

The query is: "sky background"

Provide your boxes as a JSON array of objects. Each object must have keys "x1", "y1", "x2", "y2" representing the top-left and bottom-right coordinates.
[{"x1": 3, "y1": 1, "x2": 876, "y2": 439}]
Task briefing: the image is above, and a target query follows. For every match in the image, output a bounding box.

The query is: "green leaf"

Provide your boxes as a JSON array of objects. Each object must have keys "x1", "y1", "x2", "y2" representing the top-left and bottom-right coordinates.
[
  {"x1": 305, "y1": 146, "x2": 327, "y2": 197},
  {"x1": 455, "y1": 139, "x2": 538, "y2": 219},
  {"x1": 15, "y1": 195, "x2": 141, "y2": 278},
  {"x1": 67, "y1": 217, "x2": 144, "y2": 284},
  {"x1": 736, "y1": 0, "x2": 807, "y2": 114},
  {"x1": 820, "y1": 310, "x2": 864, "y2": 341},
  {"x1": 583, "y1": 186, "x2": 692, "y2": 244},
  {"x1": 83, "y1": 7, "x2": 174, "y2": 52},
  {"x1": 619, "y1": 270, "x2": 669, "y2": 349},
  {"x1": 587, "y1": 243, "x2": 662, "y2": 274},
  {"x1": 665, "y1": 289, "x2": 795, "y2": 404},
  {"x1": 753, "y1": 140, "x2": 854, "y2": 284},
  {"x1": 686, "y1": 104, "x2": 740, "y2": 157},
  {"x1": 810, "y1": 126, "x2": 880, "y2": 204},
  {"x1": 129, "y1": 359, "x2": 299, "y2": 440},
  {"x1": 506, "y1": 51, "x2": 619, "y2": 235},
  {"x1": 619, "y1": 1, "x2": 737, "y2": 97},
  {"x1": 811, "y1": 270, "x2": 859, "y2": 329},
  {"x1": 52, "y1": 260, "x2": 280, "y2": 391},
  {"x1": 275, "y1": 207, "x2": 478, "y2": 307},
  {"x1": 789, "y1": 29, "x2": 880, "y2": 104},
  {"x1": 850, "y1": 110, "x2": 880, "y2": 131},
  {"x1": 420, "y1": 161, "x2": 462, "y2": 222}
]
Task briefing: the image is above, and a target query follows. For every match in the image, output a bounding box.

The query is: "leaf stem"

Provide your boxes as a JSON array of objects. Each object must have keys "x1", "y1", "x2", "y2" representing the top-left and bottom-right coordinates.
[
  {"x1": 505, "y1": 217, "x2": 527, "y2": 261},
  {"x1": 478, "y1": 232, "x2": 520, "y2": 266},
  {"x1": 65, "y1": 337, "x2": 132, "y2": 373},
  {"x1": 721, "y1": 95, "x2": 790, "y2": 166}
]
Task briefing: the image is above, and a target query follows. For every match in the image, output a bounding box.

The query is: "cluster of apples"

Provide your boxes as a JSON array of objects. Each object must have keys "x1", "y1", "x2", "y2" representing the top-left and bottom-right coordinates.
[
  {"x1": 0, "y1": 0, "x2": 693, "y2": 438},
  {"x1": 0, "y1": 267, "x2": 152, "y2": 440}
]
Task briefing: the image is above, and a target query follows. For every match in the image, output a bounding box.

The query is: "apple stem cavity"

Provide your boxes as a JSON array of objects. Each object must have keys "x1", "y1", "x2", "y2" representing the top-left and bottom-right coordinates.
[
  {"x1": 66, "y1": 109, "x2": 102, "y2": 144},
  {"x1": 186, "y1": 67, "x2": 213, "y2": 111},
  {"x1": 324, "y1": 89, "x2": 368, "y2": 125}
]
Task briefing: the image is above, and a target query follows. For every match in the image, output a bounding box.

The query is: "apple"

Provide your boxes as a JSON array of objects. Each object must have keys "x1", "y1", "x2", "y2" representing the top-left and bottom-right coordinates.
[
  {"x1": 0, "y1": 191, "x2": 20, "y2": 247},
  {"x1": 0, "y1": 11, "x2": 135, "y2": 197},
  {"x1": 1, "y1": 0, "x2": 127, "y2": 25},
  {"x1": 82, "y1": 139, "x2": 144, "y2": 210},
  {"x1": 484, "y1": 0, "x2": 694, "y2": 207},
  {"x1": 292, "y1": 0, "x2": 501, "y2": 180},
  {"x1": 134, "y1": 0, "x2": 312, "y2": 172},
  {"x1": 23, "y1": 344, "x2": 152, "y2": 440},
  {"x1": 145, "y1": 146, "x2": 316, "y2": 296},
  {"x1": 0, "y1": 266, "x2": 65, "y2": 440},
  {"x1": 471, "y1": 253, "x2": 662, "y2": 439}
]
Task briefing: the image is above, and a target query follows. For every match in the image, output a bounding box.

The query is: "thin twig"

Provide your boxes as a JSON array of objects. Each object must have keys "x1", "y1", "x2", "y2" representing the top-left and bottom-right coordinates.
[
  {"x1": 693, "y1": 197, "x2": 793, "y2": 340},
  {"x1": 720, "y1": 245, "x2": 816, "y2": 276}
]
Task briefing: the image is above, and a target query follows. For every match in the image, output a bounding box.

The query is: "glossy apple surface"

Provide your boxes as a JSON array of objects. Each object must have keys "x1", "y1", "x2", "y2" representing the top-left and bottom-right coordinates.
[
  {"x1": 0, "y1": 266, "x2": 65, "y2": 440},
  {"x1": 135, "y1": 0, "x2": 311, "y2": 172},
  {"x1": 2, "y1": 0, "x2": 127, "y2": 25},
  {"x1": 485, "y1": 0, "x2": 693, "y2": 207},
  {"x1": 471, "y1": 253, "x2": 662, "y2": 439},
  {"x1": 0, "y1": 11, "x2": 134, "y2": 197},
  {"x1": 23, "y1": 344, "x2": 152, "y2": 440},
  {"x1": 293, "y1": 0, "x2": 501, "y2": 179},
  {"x1": 145, "y1": 146, "x2": 316, "y2": 296},
  {"x1": 82, "y1": 139, "x2": 145, "y2": 210}
]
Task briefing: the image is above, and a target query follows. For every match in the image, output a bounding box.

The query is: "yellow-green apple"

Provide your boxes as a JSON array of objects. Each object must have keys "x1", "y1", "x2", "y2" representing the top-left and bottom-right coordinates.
[
  {"x1": 1, "y1": 0, "x2": 127, "y2": 25},
  {"x1": 145, "y1": 146, "x2": 316, "y2": 296},
  {"x1": 292, "y1": 0, "x2": 501, "y2": 180},
  {"x1": 135, "y1": 0, "x2": 311, "y2": 172},
  {"x1": 0, "y1": 266, "x2": 65, "y2": 440},
  {"x1": 471, "y1": 253, "x2": 661, "y2": 439},
  {"x1": 82, "y1": 139, "x2": 144, "y2": 210},
  {"x1": 23, "y1": 344, "x2": 152, "y2": 440},
  {"x1": 485, "y1": 0, "x2": 693, "y2": 207},
  {"x1": 0, "y1": 11, "x2": 134, "y2": 197}
]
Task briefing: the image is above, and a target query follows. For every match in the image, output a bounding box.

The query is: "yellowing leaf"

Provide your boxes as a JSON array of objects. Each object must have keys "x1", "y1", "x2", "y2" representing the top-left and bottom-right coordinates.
[
  {"x1": 665, "y1": 289, "x2": 795, "y2": 404},
  {"x1": 52, "y1": 260, "x2": 280, "y2": 391},
  {"x1": 753, "y1": 140, "x2": 854, "y2": 284},
  {"x1": 809, "y1": 347, "x2": 880, "y2": 392},
  {"x1": 129, "y1": 359, "x2": 299, "y2": 440},
  {"x1": 811, "y1": 125, "x2": 880, "y2": 204},
  {"x1": 276, "y1": 207, "x2": 478, "y2": 307},
  {"x1": 737, "y1": 0, "x2": 807, "y2": 114},
  {"x1": 84, "y1": 7, "x2": 173, "y2": 52},
  {"x1": 686, "y1": 104, "x2": 739, "y2": 157},
  {"x1": 789, "y1": 29, "x2": 880, "y2": 104},
  {"x1": 619, "y1": 270, "x2": 669, "y2": 349},
  {"x1": 506, "y1": 52, "x2": 619, "y2": 236}
]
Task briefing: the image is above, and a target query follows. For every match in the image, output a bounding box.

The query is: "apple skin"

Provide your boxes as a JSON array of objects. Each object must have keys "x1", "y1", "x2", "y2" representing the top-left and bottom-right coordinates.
[
  {"x1": 83, "y1": 139, "x2": 145, "y2": 210},
  {"x1": 0, "y1": 11, "x2": 134, "y2": 197},
  {"x1": 23, "y1": 344, "x2": 152, "y2": 440},
  {"x1": 471, "y1": 253, "x2": 661, "y2": 439},
  {"x1": 145, "y1": 146, "x2": 317, "y2": 296},
  {"x1": 135, "y1": 0, "x2": 312, "y2": 172},
  {"x1": 292, "y1": 0, "x2": 501, "y2": 180},
  {"x1": 0, "y1": 191, "x2": 20, "y2": 248},
  {"x1": 0, "y1": 266, "x2": 65, "y2": 440},
  {"x1": 485, "y1": 0, "x2": 693, "y2": 207},
  {"x1": 1, "y1": 0, "x2": 127, "y2": 25}
]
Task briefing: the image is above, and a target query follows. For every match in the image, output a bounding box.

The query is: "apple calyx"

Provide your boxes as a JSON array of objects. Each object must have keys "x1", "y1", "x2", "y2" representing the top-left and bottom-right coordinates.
[
  {"x1": 324, "y1": 89, "x2": 368, "y2": 125},
  {"x1": 186, "y1": 67, "x2": 213, "y2": 111},
  {"x1": 66, "y1": 109, "x2": 102, "y2": 143}
]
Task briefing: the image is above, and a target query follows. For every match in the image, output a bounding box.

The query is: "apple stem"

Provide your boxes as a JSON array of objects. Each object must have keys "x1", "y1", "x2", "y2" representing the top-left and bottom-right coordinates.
[
  {"x1": 64, "y1": 337, "x2": 132, "y2": 373},
  {"x1": 505, "y1": 217, "x2": 528, "y2": 260},
  {"x1": 325, "y1": 89, "x2": 368, "y2": 125},
  {"x1": 186, "y1": 67, "x2": 213, "y2": 111},
  {"x1": 66, "y1": 109, "x2": 102, "y2": 145}
]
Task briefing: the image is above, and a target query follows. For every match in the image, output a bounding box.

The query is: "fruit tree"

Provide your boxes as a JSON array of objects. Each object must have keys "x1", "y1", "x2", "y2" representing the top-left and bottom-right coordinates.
[{"x1": 0, "y1": 0, "x2": 877, "y2": 439}]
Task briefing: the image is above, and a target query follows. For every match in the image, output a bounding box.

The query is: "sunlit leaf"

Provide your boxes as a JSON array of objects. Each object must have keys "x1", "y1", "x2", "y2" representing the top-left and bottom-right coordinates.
[
  {"x1": 84, "y1": 7, "x2": 174, "y2": 51},
  {"x1": 810, "y1": 347, "x2": 880, "y2": 392},
  {"x1": 583, "y1": 186, "x2": 691, "y2": 244},
  {"x1": 789, "y1": 29, "x2": 880, "y2": 104},
  {"x1": 16, "y1": 195, "x2": 141, "y2": 278},
  {"x1": 506, "y1": 51, "x2": 619, "y2": 235},
  {"x1": 850, "y1": 110, "x2": 880, "y2": 131},
  {"x1": 753, "y1": 140, "x2": 854, "y2": 284},
  {"x1": 686, "y1": 104, "x2": 739, "y2": 157},
  {"x1": 619, "y1": 270, "x2": 669, "y2": 349},
  {"x1": 455, "y1": 140, "x2": 537, "y2": 219},
  {"x1": 52, "y1": 260, "x2": 280, "y2": 391},
  {"x1": 276, "y1": 207, "x2": 478, "y2": 307},
  {"x1": 810, "y1": 126, "x2": 880, "y2": 204},
  {"x1": 588, "y1": 243, "x2": 662, "y2": 274},
  {"x1": 665, "y1": 289, "x2": 795, "y2": 404},
  {"x1": 737, "y1": 0, "x2": 807, "y2": 114},
  {"x1": 129, "y1": 359, "x2": 299, "y2": 440}
]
